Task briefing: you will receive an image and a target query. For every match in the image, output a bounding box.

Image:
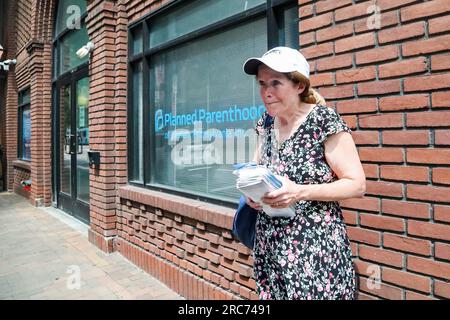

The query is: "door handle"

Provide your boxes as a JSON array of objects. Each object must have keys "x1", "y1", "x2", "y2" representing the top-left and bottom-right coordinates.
[
  {"x1": 68, "y1": 134, "x2": 76, "y2": 155},
  {"x1": 77, "y1": 133, "x2": 83, "y2": 154},
  {"x1": 64, "y1": 133, "x2": 74, "y2": 154}
]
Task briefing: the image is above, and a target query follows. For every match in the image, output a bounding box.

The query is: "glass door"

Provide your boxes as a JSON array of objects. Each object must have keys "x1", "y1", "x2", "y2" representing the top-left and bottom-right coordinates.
[
  {"x1": 76, "y1": 77, "x2": 90, "y2": 204},
  {"x1": 56, "y1": 69, "x2": 90, "y2": 224}
]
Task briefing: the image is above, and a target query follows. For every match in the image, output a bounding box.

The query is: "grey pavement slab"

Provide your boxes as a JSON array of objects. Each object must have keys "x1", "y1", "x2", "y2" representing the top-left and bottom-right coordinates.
[{"x1": 0, "y1": 192, "x2": 184, "y2": 300}]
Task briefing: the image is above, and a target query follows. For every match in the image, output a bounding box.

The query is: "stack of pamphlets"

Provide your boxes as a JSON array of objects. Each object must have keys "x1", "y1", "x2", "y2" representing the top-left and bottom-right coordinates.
[{"x1": 233, "y1": 163, "x2": 296, "y2": 218}]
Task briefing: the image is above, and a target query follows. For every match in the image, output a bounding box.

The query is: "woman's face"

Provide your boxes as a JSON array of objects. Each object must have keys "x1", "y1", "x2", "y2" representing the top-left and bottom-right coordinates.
[{"x1": 256, "y1": 64, "x2": 305, "y2": 117}]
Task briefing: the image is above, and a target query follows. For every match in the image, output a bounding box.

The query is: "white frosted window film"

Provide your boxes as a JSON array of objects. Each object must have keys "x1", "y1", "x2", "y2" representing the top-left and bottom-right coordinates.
[
  {"x1": 149, "y1": 0, "x2": 265, "y2": 49},
  {"x1": 283, "y1": 5, "x2": 299, "y2": 48},
  {"x1": 131, "y1": 62, "x2": 144, "y2": 183}
]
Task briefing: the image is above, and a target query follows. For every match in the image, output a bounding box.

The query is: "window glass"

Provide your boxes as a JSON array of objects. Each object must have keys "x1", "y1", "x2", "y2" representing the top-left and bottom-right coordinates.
[
  {"x1": 60, "y1": 85, "x2": 72, "y2": 195},
  {"x1": 53, "y1": 46, "x2": 58, "y2": 78},
  {"x1": 18, "y1": 89, "x2": 31, "y2": 161},
  {"x1": 281, "y1": 5, "x2": 299, "y2": 48},
  {"x1": 149, "y1": 19, "x2": 266, "y2": 201},
  {"x1": 55, "y1": 0, "x2": 87, "y2": 37},
  {"x1": 58, "y1": 25, "x2": 90, "y2": 76},
  {"x1": 131, "y1": 61, "x2": 144, "y2": 183},
  {"x1": 21, "y1": 106, "x2": 31, "y2": 161},
  {"x1": 131, "y1": 27, "x2": 143, "y2": 56},
  {"x1": 149, "y1": 0, "x2": 265, "y2": 49},
  {"x1": 76, "y1": 77, "x2": 90, "y2": 203},
  {"x1": 18, "y1": 89, "x2": 30, "y2": 105}
]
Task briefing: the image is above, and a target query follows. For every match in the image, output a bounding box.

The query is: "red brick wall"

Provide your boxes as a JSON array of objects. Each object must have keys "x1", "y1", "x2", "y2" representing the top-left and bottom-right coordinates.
[
  {"x1": 4, "y1": 0, "x2": 18, "y2": 192},
  {"x1": 27, "y1": 0, "x2": 55, "y2": 206},
  {"x1": 86, "y1": 0, "x2": 129, "y2": 251},
  {"x1": 117, "y1": 186, "x2": 257, "y2": 300},
  {"x1": 16, "y1": 0, "x2": 32, "y2": 50},
  {"x1": 300, "y1": 0, "x2": 450, "y2": 300},
  {"x1": 13, "y1": 161, "x2": 31, "y2": 199}
]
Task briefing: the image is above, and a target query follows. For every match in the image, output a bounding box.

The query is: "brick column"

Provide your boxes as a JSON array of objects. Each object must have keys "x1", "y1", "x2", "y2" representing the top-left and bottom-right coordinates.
[
  {"x1": 23, "y1": 0, "x2": 56, "y2": 206},
  {"x1": 86, "y1": 0, "x2": 128, "y2": 253},
  {"x1": 114, "y1": 1, "x2": 129, "y2": 209},
  {"x1": 26, "y1": 40, "x2": 53, "y2": 206},
  {"x1": 4, "y1": 0, "x2": 18, "y2": 191}
]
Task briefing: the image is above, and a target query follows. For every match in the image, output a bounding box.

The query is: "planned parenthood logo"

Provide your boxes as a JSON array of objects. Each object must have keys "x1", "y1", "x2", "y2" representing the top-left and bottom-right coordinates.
[
  {"x1": 156, "y1": 105, "x2": 268, "y2": 166},
  {"x1": 155, "y1": 105, "x2": 265, "y2": 133}
]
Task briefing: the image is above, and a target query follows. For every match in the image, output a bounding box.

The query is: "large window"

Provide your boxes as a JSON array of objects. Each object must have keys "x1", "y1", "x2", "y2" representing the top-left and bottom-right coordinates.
[
  {"x1": 53, "y1": 0, "x2": 88, "y2": 78},
  {"x1": 18, "y1": 88, "x2": 31, "y2": 161},
  {"x1": 129, "y1": 0, "x2": 299, "y2": 204}
]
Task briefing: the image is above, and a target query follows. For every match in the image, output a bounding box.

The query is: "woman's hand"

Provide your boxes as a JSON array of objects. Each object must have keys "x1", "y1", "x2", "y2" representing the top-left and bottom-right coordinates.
[
  {"x1": 246, "y1": 197, "x2": 262, "y2": 210},
  {"x1": 261, "y1": 175, "x2": 307, "y2": 208}
]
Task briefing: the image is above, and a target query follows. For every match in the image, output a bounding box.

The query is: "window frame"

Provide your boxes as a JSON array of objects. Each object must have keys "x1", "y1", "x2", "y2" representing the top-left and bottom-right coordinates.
[
  {"x1": 127, "y1": 0, "x2": 298, "y2": 207},
  {"x1": 18, "y1": 88, "x2": 31, "y2": 161},
  {"x1": 52, "y1": 9, "x2": 89, "y2": 81},
  {"x1": 51, "y1": 0, "x2": 90, "y2": 205}
]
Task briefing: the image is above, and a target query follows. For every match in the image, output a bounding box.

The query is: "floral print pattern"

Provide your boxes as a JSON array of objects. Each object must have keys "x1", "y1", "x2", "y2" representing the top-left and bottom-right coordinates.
[{"x1": 253, "y1": 104, "x2": 356, "y2": 300}]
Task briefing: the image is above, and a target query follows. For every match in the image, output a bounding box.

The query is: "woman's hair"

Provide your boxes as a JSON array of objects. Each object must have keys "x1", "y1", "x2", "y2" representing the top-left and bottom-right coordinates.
[{"x1": 285, "y1": 71, "x2": 326, "y2": 105}]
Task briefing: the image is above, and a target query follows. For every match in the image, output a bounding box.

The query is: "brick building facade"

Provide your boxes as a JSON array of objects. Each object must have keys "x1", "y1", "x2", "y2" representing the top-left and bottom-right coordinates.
[{"x1": 0, "y1": 0, "x2": 449, "y2": 300}]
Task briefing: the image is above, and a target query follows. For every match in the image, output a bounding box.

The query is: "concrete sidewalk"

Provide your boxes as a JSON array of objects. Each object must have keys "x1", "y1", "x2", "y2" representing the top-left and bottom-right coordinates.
[{"x1": 0, "y1": 192, "x2": 184, "y2": 300}]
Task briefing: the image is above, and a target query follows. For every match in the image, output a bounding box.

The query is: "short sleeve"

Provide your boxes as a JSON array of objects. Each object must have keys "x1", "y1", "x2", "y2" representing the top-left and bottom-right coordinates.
[
  {"x1": 318, "y1": 106, "x2": 351, "y2": 143},
  {"x1": 254, "y1": 112, "x2": 269, "y2": 136}
]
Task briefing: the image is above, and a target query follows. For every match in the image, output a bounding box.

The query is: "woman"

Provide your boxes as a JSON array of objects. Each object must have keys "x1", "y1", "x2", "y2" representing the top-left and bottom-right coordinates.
[{"x1": 243, "y1": 47, "x2": 366, "y2": 300}]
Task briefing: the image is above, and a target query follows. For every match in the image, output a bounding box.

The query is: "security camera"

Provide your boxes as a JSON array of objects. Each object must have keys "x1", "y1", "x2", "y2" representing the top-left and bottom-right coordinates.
[
  {"x1": 3, "y1": 59, "x2": 16, "y2": 65},
  {"x1": 76, "y1": 42, "x2": 95, "y2": 59},
  {"x1": 0, "y1": 59, "x2": 16, "y2": 71}
]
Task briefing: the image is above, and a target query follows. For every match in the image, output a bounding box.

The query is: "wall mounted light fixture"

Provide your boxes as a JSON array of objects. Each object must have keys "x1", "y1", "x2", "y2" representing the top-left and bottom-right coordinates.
[{"x1": 76, "y1": 41, "x2": 95, "y2": 59}]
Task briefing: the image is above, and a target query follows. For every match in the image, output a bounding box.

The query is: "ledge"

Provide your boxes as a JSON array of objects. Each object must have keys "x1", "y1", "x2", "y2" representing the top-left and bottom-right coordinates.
[
  {"x1": 13, "y1": 160, "x2": 31, "y2": 171},
  {"x1": 118, "y1": 185, "x2": 236, "y2": 231},
  {"x1": 25, "y1": 39, "x2": 44, "y2": 55}
]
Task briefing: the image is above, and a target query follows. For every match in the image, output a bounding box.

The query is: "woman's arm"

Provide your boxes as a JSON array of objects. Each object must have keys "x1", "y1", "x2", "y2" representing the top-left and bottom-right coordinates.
[
  {"x1": 304, "y1": 131, "x2": 366, "y2": 201},
  {"x1": 262, "y1": 131, "x2": 366, "y2": 207}
]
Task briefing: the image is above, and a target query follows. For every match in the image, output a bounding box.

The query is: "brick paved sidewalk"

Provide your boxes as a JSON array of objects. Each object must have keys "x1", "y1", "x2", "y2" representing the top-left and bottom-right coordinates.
[{"x1": 0, "y1": 192, "x2": 184, "y2": 300}]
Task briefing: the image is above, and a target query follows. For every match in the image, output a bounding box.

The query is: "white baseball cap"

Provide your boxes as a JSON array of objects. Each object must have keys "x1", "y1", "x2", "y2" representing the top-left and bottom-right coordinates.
[{"x1": 243, "y1": 46, "x2": 310, "y2": 79}]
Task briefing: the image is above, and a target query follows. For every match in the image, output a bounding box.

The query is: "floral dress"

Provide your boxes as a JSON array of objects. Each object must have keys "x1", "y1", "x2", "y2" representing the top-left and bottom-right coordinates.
[{"x1": 253, "y1": 104, "x2": 356, "y2": 300}]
